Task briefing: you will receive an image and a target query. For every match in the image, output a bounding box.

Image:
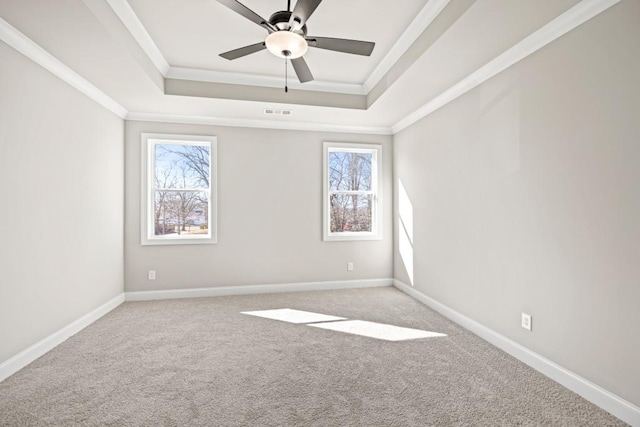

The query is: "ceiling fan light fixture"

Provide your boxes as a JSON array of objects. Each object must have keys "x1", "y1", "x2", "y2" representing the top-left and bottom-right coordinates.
[{"x1": 265, "y1": 31, "x2": 308, "y2": 59}]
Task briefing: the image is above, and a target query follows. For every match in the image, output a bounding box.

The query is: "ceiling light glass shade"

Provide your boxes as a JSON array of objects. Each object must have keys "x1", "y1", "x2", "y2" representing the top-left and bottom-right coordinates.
[{"x1": 265, "y1": 31, "x2": 308, "y2": 59}]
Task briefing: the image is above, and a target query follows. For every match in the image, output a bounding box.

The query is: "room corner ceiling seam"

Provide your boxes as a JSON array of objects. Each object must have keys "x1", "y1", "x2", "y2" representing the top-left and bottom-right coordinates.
[
  {"x1": 0, "y1": 17, "x2": 128, "y2": 119},
  {"x1": 105, "y1": 0, "x2": 169, "y2": 74},
  {"x1": 362, "y1": 0, "x2": 450, "y2": 93},
  {"x1": 390, "y1": 0, "x2": 622, "y2": 134}
]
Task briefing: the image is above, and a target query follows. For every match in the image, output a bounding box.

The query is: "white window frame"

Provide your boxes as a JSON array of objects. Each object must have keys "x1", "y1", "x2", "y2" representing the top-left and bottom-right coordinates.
[
  {"x1": 323, "y1": 142, "x2": 382, "y2": 241},
  {"x1": 141, "y1": 133, "x2": 217, "y2": 246}
]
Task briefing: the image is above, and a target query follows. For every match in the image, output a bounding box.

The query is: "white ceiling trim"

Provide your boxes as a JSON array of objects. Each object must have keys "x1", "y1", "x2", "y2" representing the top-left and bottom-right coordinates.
[
  {"x1": 0, "y1": 17, "x2": 128, "y2": 119},
  {"x1": 362, "y1": 0, "x2": 450, "y2": 94},
  {"x1": 126, "y1": 112, "x2": 393, "y2": 135},
  {"x1": 167, "y1": 67, "x2": 366, "y2": 95},
  {"x1": 391, "y1": 0, "x2": 621, "y2": 134},
  {"x1": 107, "y1": 0, "x2": 447, "y2": 96},
  {"x1": 105, "y1": 0, "x2": 170, "y2": 74},
  {"x1": 0, "y1": 15, "x2": 380, "y2": 134},
  {"x1": 2, "y1": 0, "x2": 619, "y2": 136},
  {"x1": 105, "y1": 0, "x2": 366, "y2": 94}
]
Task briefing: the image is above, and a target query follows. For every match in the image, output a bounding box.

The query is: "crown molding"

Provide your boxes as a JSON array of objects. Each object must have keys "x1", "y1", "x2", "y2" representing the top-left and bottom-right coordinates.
[
  {"x1": 2, "y1": 0, "x2": 619, "y2": 136},
  {"x1": 126, "y1": 111, "x2": 393, "y2": 135},
  {"x1": 0, "y1": 14, "x2": 383, "y2": 134},
  {"x1": 105, "y1": 0, "x2": 170, "y2": 75},
  {"x1": 0, "y1": 17, "x2": 127, "y2": 119},
  {"x1": 105, "y1": 0, "x2": 365, "y2": 94},
  {"x1": 391, "y1": 0, "x2": 621, "y2": 134},
  {"x1": 107, "y1": 0, "x2": 445, "y2": 96},
  {"x1": 362, "y1": 0, "x2": 450, "y2": 94},
  {"x1": 167, "y1": 67, "x2": 366, "y2": 95}
]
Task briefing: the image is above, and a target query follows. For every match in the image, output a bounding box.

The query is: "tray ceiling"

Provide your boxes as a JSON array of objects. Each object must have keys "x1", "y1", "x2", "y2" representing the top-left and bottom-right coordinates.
[
  {"x1": 127, "y1": 0, "x2": 427, "y2": 84},
  {"x1": 0, "y1": 0, "x2": 620, "y2": 133}
]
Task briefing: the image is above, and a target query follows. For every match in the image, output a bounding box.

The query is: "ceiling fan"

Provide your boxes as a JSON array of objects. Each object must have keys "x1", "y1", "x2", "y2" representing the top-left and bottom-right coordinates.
[{"x1": 216, "y1": 0, "x2": 376, "y2": 87}]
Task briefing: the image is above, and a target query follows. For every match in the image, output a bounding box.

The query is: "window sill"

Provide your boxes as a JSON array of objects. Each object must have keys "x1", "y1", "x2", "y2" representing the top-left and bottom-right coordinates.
[
  {"x1": 323, "y1": 233, "x2": 382, "y2": 242},
  {"x1": 141, "y1": 237, "x2": 217, "y2": 246}
]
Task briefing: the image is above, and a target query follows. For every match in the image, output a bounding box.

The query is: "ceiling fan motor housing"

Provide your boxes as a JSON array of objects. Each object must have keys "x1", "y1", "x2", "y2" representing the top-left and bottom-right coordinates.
[{"x1": 268, "y1": 11, "x2": 306, "y2": 34}]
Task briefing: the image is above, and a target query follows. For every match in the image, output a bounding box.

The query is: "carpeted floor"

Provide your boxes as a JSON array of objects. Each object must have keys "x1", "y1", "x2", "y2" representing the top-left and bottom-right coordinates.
[{"x1": 0, "y1": 287, "x2": 627, "y2": 426}]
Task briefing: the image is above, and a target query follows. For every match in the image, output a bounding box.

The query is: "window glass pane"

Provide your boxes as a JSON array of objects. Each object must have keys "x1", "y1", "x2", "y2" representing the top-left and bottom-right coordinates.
[
  {"x1": 328, "y1": 151, "x2": 372, "y2": 191},
  {"x1": 155, "y1": 144, "x2": 210, "y2": 190},
  {"x1": 153, "y1": 191, "x2": 209, "y2": 236},
  {"x1": 330, "y1": 194, "x2": 373, "y2": 233}
]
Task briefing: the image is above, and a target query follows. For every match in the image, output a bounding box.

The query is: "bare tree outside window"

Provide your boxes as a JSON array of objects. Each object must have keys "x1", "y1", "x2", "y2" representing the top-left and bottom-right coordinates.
[
  {"x1": 153, "y1": 144, "x2": 210, "y2": 237},
  {"x1": 328, "y1": 150, "x2": 373, "y2": 233}
]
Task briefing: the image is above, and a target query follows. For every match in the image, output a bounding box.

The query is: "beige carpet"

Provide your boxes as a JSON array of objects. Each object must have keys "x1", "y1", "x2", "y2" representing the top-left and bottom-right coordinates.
[{"x1": 0, "y1": 287, "x2": 627, "y2": 426}]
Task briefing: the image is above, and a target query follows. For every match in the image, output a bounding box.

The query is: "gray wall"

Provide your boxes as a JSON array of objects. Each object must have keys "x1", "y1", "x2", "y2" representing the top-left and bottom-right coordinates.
[
  {"x1": 125, "y1": 121, "x2": 392, "y2": 292},
  {"x1": 0, "y1": 42, "x2": 124, "y2": 363},
  {"x1": 393, "y1": 1, "x2": 639, "y2": 407}
]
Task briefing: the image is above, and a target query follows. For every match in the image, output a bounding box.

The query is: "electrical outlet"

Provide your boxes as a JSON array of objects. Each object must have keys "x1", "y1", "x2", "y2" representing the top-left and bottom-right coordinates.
[
  {"x1": 521, "y1": 313, "x2": 532, "y2": 331},
  {"x1": 347, "y1": 262, "x2": 354, "y2": 271},
  {"x1": 148, "y1": 270, "x2": 156, "y2": 280}
]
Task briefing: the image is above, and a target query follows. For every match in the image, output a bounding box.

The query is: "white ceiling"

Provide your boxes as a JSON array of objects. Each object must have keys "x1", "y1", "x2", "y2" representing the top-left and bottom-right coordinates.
[
  {"x1": 127, "y1": 0, "x2": 427, "y2": 84},
  {"x1": 0, "y1": 0, "x2": 621, "y2": 133}
]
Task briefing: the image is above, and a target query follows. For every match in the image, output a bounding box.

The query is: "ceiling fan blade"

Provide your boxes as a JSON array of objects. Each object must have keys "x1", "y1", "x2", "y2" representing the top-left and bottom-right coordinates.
[
  {"x1": 220, "y1": 42, "x2": 266, "y2": 60},
  {"x1": 216, "y1": 0, "x2": 276, "y2": 32},
  {"x1": 307, "y1": 37, "x2": 375, "y2": 56},
  {"x1": 291, "y1": 57, "x2": 314, "y2": 83},
  {"x1": 289, "y1": 0, "x2": 322, "y2": 28}
]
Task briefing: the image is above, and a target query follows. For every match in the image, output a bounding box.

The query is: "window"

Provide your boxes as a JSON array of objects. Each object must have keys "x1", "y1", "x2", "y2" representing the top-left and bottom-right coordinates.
[
  {"x1": 141, "y1": 133, "x2": 217, "y2": 245},
  {"x1": 323, "y1": 142, "x2": 382, "y2": 241}
]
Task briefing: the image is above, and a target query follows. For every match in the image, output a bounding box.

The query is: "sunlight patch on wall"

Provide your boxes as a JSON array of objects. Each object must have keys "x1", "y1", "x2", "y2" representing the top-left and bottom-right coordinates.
[{"x1": 398, "y1": 179, "x2": 414, "y2": 285}]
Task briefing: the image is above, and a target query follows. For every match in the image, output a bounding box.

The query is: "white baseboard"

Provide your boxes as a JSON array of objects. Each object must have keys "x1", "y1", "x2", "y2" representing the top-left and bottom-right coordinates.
[
  {"x1": 0, "y1": 293, "x2": 125, "y2": 383},
  {"x1": 125, "y1": 278, "x2": 394, "y2": 302},
  {"x1": 393, "y1": 279, "x2": 640, "y2": 427}
]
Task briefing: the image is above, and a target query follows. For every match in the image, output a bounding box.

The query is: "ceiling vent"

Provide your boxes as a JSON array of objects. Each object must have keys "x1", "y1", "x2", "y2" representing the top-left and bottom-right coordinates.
[{"x1": 264, "y1": 108, "x2": 293, "y2": 116}]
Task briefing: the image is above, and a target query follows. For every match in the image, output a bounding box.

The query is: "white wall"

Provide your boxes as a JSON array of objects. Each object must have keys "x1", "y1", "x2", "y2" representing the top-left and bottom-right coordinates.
[
  {"x1": 393, "y1": 1, "x2": 640, "y2": 407},
  {"x1": 125, "y1": 121, "x2": 392, "y2": 292},
  {"x1": 0, "y1": 41, "x2": 124, "y2": 364}
]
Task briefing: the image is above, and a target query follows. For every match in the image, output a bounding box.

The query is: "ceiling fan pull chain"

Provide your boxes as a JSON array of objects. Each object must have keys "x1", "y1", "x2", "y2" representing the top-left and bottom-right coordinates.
[{"x1": 285, "y1": 57, "x2": 288, "y2": 93}]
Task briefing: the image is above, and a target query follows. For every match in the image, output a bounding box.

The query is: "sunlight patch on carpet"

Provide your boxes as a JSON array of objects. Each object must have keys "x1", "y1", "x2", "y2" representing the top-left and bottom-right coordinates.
[
  {"x1": 308, "y1": 320, "x2": 447, "y2": 341},
  {"x1": 241, "y1": 308, "x2": 346, "y2": 324}
]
